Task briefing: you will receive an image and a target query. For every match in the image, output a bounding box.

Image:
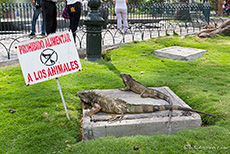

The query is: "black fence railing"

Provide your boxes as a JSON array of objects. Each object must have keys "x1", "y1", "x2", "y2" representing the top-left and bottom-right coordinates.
[{"x1": 0, "y1": 2, "x2": 211, "y2": 34}]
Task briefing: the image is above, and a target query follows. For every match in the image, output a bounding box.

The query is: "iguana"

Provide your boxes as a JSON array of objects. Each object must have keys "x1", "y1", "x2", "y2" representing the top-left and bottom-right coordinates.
[
  {"x1": 119, "y1": 73, "x2": 173, "y2": 126},
  {"x1": 119, "y1": 73, "x2": 171, "y2": 103},
  {"x1": 77, "y1": 90, "x2": 215, "y2": 122}
]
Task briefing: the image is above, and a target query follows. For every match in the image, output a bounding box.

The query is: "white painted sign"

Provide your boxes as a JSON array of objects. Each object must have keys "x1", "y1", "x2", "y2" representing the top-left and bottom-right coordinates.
[{"x1": 16, "y1": 31, "x2": 82, "y2": 85}]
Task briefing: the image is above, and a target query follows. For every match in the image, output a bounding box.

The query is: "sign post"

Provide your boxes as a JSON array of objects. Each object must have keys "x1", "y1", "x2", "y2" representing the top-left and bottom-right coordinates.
[
  {"x1": 56, "y1": 78, "x2": 70, "y2": 120},
  {"x1": 16, "y1": 31, "x2": 82, "y2": 120}
]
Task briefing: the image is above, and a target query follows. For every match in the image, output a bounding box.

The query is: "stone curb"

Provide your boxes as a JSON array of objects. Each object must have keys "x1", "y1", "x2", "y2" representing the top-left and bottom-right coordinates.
[{"x1": 0, "y1": 58, "x2": 19, "y2": 67}]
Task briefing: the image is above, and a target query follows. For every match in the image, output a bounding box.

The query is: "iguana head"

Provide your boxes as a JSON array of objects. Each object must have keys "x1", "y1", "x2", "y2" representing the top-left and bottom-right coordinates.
[
  {"x1": 77, "y1": 90, "x2": 95, "y2": 105},
  {"x1": 120, "y1": 73, "x2": 132, "y2": 84}
]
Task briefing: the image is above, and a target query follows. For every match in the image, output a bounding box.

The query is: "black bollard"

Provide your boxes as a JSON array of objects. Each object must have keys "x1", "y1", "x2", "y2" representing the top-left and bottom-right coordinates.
[{"x1": 84, "y1": 0, "x2": 104, "y2": 61}]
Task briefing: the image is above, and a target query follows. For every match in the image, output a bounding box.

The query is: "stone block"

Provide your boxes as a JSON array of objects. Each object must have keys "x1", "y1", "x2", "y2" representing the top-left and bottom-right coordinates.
[
  {"x1": 153, "y1": 46, "x2": 207, "y2": 61},
  {"x1": 81, "y1": 87, "x2": 202, "y2": 140}
]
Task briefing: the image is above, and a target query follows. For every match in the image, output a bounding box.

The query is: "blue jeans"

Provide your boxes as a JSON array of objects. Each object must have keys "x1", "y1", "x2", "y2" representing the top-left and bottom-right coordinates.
[{"x1": 31, "y1": 7, "x2": 46, "y2": 34}]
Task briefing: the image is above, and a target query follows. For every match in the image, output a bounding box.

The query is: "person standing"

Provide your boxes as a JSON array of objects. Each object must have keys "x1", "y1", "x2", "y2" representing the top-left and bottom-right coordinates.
[
  {"x1": 113, "y1": 0, "x2": 128, "y2": 34},
  {"x1": 100, "y1": 1, "x2": 109, "y2": 29},
  {"x1": 42, "y1": 0, "x2": 57, "y2": 35},
  {"x1": 67, "y1": 0, "x2": 82, "y2": 42},
  {"x1": 29, "y1": 0, "x2": 46, "y2": 36},
  {"x1": 82, "y1": 0, "x2": 88, "y2": 17}
]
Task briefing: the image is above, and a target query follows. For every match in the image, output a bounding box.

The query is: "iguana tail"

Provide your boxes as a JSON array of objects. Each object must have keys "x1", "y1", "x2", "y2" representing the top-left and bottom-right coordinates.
[
  {"x1": 126, "y1": 104, "x2": 216, "y2": 116},
  {"x1": 156, "y1": 92, "x2": 171, "y2": 105},
  {"x1": 141, "y1": 90, "x2": 172, "y2": 105},
  {"x1": 163, "y1": 105, "x2": 216, "y2": 116}
]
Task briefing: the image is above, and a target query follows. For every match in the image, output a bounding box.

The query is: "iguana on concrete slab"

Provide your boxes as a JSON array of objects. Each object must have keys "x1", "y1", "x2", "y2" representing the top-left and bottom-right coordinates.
[
  {"x1": 119, "y1": 73, "x2": 171, "y2": 103},
  {"x1": 77, "y1": 90, "x2": 215, "y2": 122},
  {"x1": 119, "y1": 73, "x2": 173, "y2": 126}
]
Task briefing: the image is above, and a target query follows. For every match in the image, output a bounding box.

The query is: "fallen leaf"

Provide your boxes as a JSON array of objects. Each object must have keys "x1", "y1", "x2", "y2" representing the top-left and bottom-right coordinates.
[
  {"x1": 67, "y1": 144, "x2": 71, "y2": 148},
  {"x1": 44, "y1": 112, "x2": 49, "y2": 118}
]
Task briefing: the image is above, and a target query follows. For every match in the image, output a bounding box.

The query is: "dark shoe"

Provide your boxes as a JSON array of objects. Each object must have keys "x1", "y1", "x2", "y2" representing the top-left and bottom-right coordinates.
[
  {"x1": 29, "y1": 33, "x2": 35, "y2": 36},
  {"x1": 41, "y1": 33, "x2": 46, "y2": 36}
]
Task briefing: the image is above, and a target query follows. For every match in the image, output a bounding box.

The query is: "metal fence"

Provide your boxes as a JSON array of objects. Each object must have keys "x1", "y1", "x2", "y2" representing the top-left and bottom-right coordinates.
[
  {"x1": 0, "y1": 2, "x2": 211, "y2": 34},
  {"x1": 0, "y1": 2, "x2": 227, "y2": 61}
]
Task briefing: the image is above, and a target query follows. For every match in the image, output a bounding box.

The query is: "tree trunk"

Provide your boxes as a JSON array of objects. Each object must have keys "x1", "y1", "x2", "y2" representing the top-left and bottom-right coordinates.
[
  {"x1": 218, "y1": 0, "x2": 223, "y2": 16},
  {"x1": 197, "y1": 19, "x2": 230, "y2": 38}
]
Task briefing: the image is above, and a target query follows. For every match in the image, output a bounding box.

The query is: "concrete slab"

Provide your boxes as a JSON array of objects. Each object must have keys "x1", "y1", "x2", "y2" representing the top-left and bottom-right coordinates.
[
  {"x1": 153, "y1": 46, "x2": 207, "y2": 61},
  {"x1": 81, "y1": 87, "x2": 202, "y2": 140}
]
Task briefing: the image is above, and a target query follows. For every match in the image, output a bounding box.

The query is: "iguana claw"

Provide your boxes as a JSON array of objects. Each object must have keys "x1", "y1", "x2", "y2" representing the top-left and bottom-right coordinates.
[{"x1": 109, "y1": 115, "x2": 124, "y2": 122}]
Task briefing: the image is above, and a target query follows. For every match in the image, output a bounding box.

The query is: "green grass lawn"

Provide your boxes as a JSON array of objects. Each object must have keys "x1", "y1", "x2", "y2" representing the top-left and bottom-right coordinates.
[{"x1": 0, "y1": 35, "x2": 229, "y2": 154}]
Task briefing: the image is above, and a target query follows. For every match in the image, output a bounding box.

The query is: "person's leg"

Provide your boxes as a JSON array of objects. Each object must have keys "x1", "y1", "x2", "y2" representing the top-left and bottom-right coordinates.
[
  {"x1": 42, "y1": 0, "x2": 51, "y2": 35},
  {"x1": 67, "y1": 2, "x2": 81, "y2": 42},
  {"x1": 121, "y1": 8, "x2": 128, "y2": 33},
  {"x1": 41, "y1": 9, "x2": 46, "y2": 34},
  {"x1": 43, "y1": 1, "x2": 57, "y2": 35},
  {"x1": 51, "y1": 4, "x2": 57, "y2": 34},
  {"x1": 116, "y1": 8, "x2": 122, "y2": 32},
  {"x1": 31, "y1": 8, "x2": 40, "y2": 34},
  {"x1": 84, "y1": 10, "x2": 88, "y2": 17},
  {"x1": 102, "y1": 8, "x2": 109, "y2": 29},
  {"x1": 227, "y1": 9, "x2": 230, "y2": 15}
]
